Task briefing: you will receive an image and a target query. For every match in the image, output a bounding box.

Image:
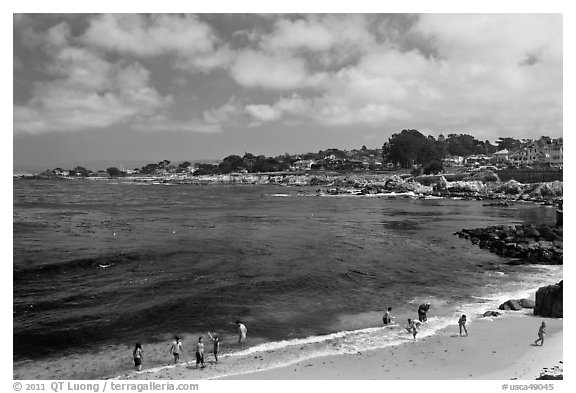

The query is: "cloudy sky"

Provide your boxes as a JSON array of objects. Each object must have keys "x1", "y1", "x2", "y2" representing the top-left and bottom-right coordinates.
[{"x1": 13, "y1": 13, "x2": 563, "y2": 170}]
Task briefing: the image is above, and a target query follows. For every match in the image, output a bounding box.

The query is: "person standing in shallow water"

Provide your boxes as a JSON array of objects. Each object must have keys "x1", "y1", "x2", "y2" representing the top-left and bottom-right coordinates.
[
  {"x1": 405, "y1": 318, "x2": 419, "y2": 340},
  {"x1": 170, "y1": 336, "x2": 183, "y2": 364},
  {"x1": 383, "y1": 307, "x2": 393, "y2": 325},
  {"x1": 208, "y1": 332, "x2": 220, "y2": 363},
  {"x1": 458, "y1": 314, "x2": 468, "y2": 336},
  {"x1": 133, "y1": 343, "x2": 143, "y2": 371},
  {"x1": 236, "y1": 320, "x2": 247, "y2": 344},
  {"x1": 534, "y1": 321, "x2": 547, "y2": 346},
  {"x1": 196, "y1": 337, "x2": 205, "y2": 369},
  {"x1": 418, "y1": 303, "x2": 430, "y2": 322}
]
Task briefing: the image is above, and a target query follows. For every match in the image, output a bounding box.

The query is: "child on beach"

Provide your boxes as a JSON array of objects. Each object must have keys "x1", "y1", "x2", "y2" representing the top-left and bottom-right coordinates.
[
  {"x1": 170, "y1": 336, "x2": 183, "y2": 364},
  {"x1": 236, "y1": 320, "x2": 248, "y2": 345},
  {"x1": 458, "y1": 314, "x2": 468, "y2": 336},
  {"x1": 133, "y1": 343, "x2": 143, "y2": 371},
  {"x1": 534, "y1": 321, "x2": 547, "y2": 346},
  {"x1": 405, "y1": 318, "x2": 419, "y2": 340},
  {"x1": 383, "y1": 307, "x2": 393, "y2": 325},
  {"x1": 208, "y1": 332, "x2": 220, "y2": 363},
  {"x1": 196, "y1": 337, "x2": 205, "y2": 369}
]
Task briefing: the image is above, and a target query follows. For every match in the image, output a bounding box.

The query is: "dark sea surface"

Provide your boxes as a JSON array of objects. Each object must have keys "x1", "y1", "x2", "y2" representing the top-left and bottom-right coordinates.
[{"x1": 13, "y1": 179, "x2": 562, "y2": 371}]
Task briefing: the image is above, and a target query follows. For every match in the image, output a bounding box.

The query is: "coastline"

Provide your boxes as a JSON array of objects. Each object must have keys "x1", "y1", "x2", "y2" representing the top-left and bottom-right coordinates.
[
  {"x1": 224, "y1": 312, "x2": 562, "y2": 380},
  {"x1": 115, "y1": 310, "x2": 561, "y2": 381}
]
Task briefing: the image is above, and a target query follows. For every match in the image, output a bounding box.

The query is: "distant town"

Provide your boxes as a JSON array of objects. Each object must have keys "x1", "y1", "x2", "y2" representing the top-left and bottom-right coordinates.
[{"x1": 17, "y1": 130, "x2": 563, "y2": 180}]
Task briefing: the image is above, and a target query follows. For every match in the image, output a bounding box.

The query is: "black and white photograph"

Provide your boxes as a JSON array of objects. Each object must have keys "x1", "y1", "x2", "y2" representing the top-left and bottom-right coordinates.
[{"x1": 10, "y1": 2, "x2": 567, "y2": 388}]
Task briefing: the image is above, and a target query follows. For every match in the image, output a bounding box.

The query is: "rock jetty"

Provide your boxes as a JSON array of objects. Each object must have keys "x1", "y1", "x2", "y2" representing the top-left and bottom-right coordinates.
[{"x1": 455, "y1": 224, "x2": 562, "y2": 264}]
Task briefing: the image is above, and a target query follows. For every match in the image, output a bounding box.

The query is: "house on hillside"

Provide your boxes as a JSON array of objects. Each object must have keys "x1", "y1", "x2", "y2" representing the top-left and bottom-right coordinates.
[
  {"x1": 292, "y1": 159, "x2": 314, "y2": 171},
  {"x1": 442, "y1": 155, "x2": 464, "y2": 166},
  {"x1": 491, "y1": 149, "x2": 510, "y2": 162},
  {"x1": 511, "y1": 138, "x2": 563, "y2": 166}
]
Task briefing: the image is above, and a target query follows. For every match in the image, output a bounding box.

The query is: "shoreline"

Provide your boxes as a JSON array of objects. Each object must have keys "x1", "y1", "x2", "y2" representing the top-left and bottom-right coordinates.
[
  {"x1": 114, "y1": 310, "x2": 561, "y2": 381},
  {"x1": 222, "y1": 312, "x2": 562, "y2": 380},
  {"x1": 12, "y1": 307, "x2": 562, "y2": 381}
]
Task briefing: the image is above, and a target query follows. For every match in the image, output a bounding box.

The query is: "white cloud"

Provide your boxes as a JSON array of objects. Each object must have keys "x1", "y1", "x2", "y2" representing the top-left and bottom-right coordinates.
[
  {"x1": 262, "y1": 18, "x2": 336, "y2": 52},
  {"x1": 230, "y1": 50, "x2": 313, "y2": 90},
  {"x1": 245, "y1": 104, "x2": 282, "y2": 123},
  {"x1": 13, "y1": 14, "x2": 562, "y2": 141},
  {"x1": 83, "y1": 14, "x2": 215, "y2": 56},
  {"x1": 82, "y1": 14, "x2": 231, "y2": 72},
  {"x1": 203, "y1": 97, "x2": 244, "y2": 125},
  {"x1": 415, "y1": 14, "x2": 562, "y2": 65},
  {"x1": 14, "y1": 43, "x2": 172, "y2": 134}
]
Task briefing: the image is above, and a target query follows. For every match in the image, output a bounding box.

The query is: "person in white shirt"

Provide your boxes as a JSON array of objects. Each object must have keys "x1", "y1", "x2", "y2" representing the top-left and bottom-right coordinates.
[
  {"x1": 236, "y1": 320, "x2": 247, "y2": 344},
  {"x1": 169, "y1": 336, "x2": 183, "y2": 364}
]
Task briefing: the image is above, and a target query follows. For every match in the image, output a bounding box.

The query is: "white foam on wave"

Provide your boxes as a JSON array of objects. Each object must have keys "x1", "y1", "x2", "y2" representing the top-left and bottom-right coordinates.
[{"x1": 226, "y1": 324, "x2": 398, "y2": 357}]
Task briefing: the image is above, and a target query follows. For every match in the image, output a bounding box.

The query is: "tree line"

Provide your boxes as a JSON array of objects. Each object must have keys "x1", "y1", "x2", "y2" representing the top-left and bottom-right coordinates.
[{"x1": 36, "y1": 131, "x2": 546, "y2": 177}]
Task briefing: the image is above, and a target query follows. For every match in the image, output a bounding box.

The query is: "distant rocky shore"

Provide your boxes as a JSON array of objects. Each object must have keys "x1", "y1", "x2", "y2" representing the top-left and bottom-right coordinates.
[{"x1": 16, "y1": 170, "x2": 563, "y2": 205}]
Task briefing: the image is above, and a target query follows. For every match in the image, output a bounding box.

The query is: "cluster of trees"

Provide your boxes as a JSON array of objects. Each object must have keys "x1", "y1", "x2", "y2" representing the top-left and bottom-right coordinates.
[
  {"x1": 194, "y1": 153, "x2": 293, "y2": 175},
  {"x1": 382, "y1": 130, "x2": 527, "y2": 174}
]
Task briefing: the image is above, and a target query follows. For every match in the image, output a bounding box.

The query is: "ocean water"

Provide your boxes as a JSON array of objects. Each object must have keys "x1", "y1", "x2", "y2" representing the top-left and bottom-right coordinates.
[{"x1": 12, "y1": 179, "x2": 562, "y2": 377}]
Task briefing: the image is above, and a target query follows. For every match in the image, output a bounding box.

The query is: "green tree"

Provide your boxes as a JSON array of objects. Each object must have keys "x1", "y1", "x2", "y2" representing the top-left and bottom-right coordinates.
[
  {"x1": 384, "y1": 129, "x2": 433, "y2": 168},
  {"x1": 106, "y1": 167, "x2": 124, "y2": 177},
  {"x1": 423, "y1": 160, "x2": 444, "y2": 175},
  {"x1": 71, "y1": 166, "x2": 90, "y2": 177},
  {"x1": 496, "y1": 137, "x2": 522, "y2": 151},
  {"x1": 218, "y1": 155, "x2": 244, "y2": 173}
]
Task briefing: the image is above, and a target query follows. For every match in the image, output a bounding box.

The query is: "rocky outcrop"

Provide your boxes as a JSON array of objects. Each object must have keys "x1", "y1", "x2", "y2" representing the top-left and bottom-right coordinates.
[
  {"x1": 534, "y1": 281, "x2": 563, "y2": 318},
  {"x1": 499, "y1": 299, "x2": 523, "y2": 311},
  {"x1": 497, "y1": 298, "x2": 535, "y2": 311},
  {"x1": 518, "y1": 298, "x2": 535, "y2": 309},
  {"x1": 482, "y1": 310, "x2": 501, "y2": 317},
  {"x1": 455, "y1": 224, "x2": 563, "y2": 264},
  {"x1": 494, "y1": 179, "x2": 524, "y2": 195}
]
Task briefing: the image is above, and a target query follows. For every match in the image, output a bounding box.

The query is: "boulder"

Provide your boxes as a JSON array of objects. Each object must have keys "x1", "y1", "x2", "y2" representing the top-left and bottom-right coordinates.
[
  {"x1": 518, "y1": 298, "x2": 535, "y2": 309},
  {"x1": 383, "y1": 175, "x2": 407, "y2": 192},
  {"x1": 529, "y1": 181, "x2": 563, "y2": 198},
  {"x1": 483, "y1": 311, "x2": 501, "y2": 317},
  {"x1": 498, "y1": 299, "x2": 523, "y2": 311},
  {"x1": 446, "y1": 180, "x2": 486, "y2": 193},
  {"x1": 495, "y1": 179, "x2": 524, "y2": 195},
  {"x1": 534, "y1": 281, "x2": 563, "y2": 317},
  {"x1": 434, "y1": 176, "x2": 449, "y2": 192}
]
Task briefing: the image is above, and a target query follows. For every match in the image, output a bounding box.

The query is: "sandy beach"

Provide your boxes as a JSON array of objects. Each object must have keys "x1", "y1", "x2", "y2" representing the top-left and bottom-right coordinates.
[
  {"x1": 12, "y1": 307, "x2": 562, "y2": 381},
  {"x1": 116, "y1": 310, "x2": 561, "y2": 381},
  {"x1": 228, "y1": 313, "x2": 563, "y2": 380}
]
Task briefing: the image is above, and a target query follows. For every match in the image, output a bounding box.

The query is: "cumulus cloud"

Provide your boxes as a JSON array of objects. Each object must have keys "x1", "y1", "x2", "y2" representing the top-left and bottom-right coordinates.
[
  {"x1": 13, "y1": 14, "x2": 562, "y2": 140},
  {"x1": 82, "y1": 14, "x2": 231, "y2": 72},
  {"x1": 203, "y1": 97, "x2": 245, "y2": 125},
  {"x1": 14, "y1": 36, "x2": 173, "y2": 134},
  {"x1": 230, "y1": 50, "x2": 315, "y2": 90}
]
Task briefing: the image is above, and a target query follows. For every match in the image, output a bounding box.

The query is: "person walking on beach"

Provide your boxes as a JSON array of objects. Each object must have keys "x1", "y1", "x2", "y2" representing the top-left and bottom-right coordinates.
[
  {"x1": 133, "y1": 343, "x2": 143, "y2": 371},
  {"x1": 418, "y1": 303, "x2": 430, "y2": 322},
  {"x1": 170, "y1": 336, "x2": 183, "y2": 364},
  {"x1": 195, "y1": 337, "x2": 205, "y2": 369},
  {"x1": 534, "y1": 321, "x2": 547, "y2": 346},
  {"x1": 405, "y1": 318, "x2": 419, "y2": 340},
  {"x1": 208, "y1": 332, "x2": 220, "y2": 363},
  {"x1": 383, "y1": 307, "x2": 393, "y2": 325},
  {"x1": 458, "y1": 314, "x2": 468, "y2": 336},
  {"x1": 236, "y1": 320, "x2": 248, "y2": 345}
]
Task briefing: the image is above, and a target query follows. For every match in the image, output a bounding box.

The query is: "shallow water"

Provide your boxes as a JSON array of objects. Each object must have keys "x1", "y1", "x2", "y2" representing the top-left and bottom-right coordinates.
[{"x1": 13, "y1": 179, "x2": 562, "y2": 377}]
